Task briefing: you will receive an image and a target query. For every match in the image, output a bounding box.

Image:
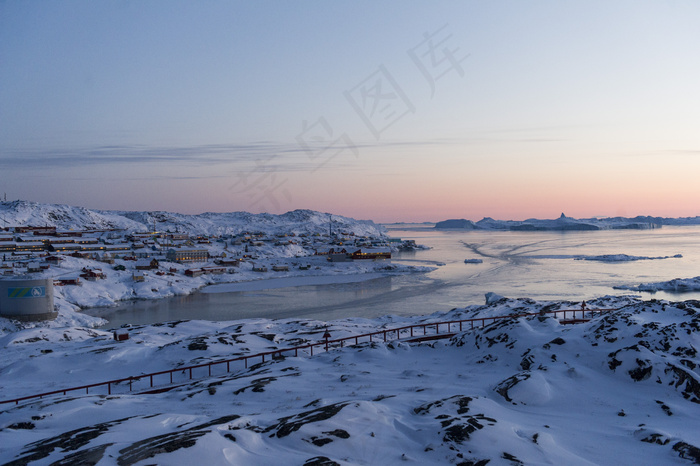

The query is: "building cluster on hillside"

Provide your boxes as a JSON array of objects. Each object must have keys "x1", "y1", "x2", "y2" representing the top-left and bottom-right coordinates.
[{"x1": 0, "y1": 224, "x2": 400, "y2": 285}]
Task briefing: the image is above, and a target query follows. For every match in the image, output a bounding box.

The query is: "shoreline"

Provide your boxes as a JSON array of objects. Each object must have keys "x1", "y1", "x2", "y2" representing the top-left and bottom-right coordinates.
[{"x1": 201, "y1": 272, "x2": 389, "y2": 293}]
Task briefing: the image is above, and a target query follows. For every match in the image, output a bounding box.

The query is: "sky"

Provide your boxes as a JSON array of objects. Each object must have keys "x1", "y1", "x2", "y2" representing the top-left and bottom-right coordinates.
[{"x1": 1, "y1": 1, "x2": 700, "y2": 223}]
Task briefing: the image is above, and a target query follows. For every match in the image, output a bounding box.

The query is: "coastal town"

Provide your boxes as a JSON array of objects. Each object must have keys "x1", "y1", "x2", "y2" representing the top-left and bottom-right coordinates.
[
  {"x1": 0, "y1": 224, "x2": 402, "y2": 280},
  {"x1": 0, "y1": 211, "x2": 422, "y2": 316}
]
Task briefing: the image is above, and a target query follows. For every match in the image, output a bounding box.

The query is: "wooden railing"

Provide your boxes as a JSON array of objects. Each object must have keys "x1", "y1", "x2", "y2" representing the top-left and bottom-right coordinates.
[{"x1": 0, "y1": 307, "x2": 616, "y2": 406}]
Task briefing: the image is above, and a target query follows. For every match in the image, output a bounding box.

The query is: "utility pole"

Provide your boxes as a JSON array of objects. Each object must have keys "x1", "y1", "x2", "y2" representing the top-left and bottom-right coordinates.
[{"x1": 0, "y1": 193, "x2": 6, "y2": 227}]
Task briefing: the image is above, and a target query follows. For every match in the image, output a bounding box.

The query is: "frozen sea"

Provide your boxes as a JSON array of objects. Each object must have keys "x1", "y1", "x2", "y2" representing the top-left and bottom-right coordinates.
[{"x1": 84, "y1": 225, "x2": 700, "y2": 328}]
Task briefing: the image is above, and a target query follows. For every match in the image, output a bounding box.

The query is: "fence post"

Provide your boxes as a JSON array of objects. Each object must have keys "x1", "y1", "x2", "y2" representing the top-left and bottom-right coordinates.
[{"x1": 4, "y1": 307, "x2": 624, "y2": 406}]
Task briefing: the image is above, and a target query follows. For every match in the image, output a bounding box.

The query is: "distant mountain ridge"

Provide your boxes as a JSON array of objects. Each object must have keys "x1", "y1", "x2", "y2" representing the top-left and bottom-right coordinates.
[
  {"x1": 0, "y1": 200, "x2": 386, "y2": 238},
  {"x1": 435, "y1": 212, "x2": 700, "y2": 231}
]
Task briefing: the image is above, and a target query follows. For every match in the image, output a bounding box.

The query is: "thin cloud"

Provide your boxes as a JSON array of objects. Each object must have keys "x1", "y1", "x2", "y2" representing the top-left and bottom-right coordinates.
[{"x1": 0, "y1": 138, "x2": 486, "y2": 176}]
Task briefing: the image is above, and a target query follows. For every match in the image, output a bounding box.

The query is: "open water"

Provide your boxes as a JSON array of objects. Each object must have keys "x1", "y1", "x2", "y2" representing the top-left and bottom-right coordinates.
[{"x1": 85, "y1": 225, "x2": 700, "y2": 328}]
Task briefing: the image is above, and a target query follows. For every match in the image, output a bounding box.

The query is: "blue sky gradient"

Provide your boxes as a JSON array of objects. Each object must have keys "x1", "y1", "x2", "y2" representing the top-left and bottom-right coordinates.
[{"x1": 2, "y1": 1, "x2": 699, "y2": 221}]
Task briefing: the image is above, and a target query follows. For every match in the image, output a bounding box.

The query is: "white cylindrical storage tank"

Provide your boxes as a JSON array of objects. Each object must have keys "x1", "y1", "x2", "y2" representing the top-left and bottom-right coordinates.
[{"x1": 0, "y1": 278, "x2": 57, "y2": 321}]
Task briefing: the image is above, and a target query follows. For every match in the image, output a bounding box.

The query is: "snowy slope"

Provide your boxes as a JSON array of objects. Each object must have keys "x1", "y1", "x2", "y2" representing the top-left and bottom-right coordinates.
[
  {"x1": 1, "y1": 296, "x2": 699, "y2": 465},
  {"x1": 0, "y1": 200, "x2": 145, "y2": 231},
  {"x1": 0, "y1": 200, "x2": 386, "y2": 238}
]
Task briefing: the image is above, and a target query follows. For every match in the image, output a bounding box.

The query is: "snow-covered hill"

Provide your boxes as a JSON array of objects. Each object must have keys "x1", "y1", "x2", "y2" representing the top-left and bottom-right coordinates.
[
  {"x1": 1, "y1": 296, "x2": 698, "y2": 465},
  {"x1": 0, "y1": 200, "x2": 145, "y2": 232},
  {"x1": 0, "y1": 200, "x2": 386, "y2": 238}
]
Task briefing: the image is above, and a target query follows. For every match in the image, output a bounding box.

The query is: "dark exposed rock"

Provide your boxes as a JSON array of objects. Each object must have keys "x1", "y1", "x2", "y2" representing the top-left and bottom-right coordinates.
[
  {"x1": 495, "y1": 372, "x2": 531, "y2": 402},
  {"x1": 414, "y1": 396, "x2": 472, "y2": 415},
  {"x1": 666, "y1": 365, "x2": 700, "y2": 404},
  {"x1": 117, "y1": 414, "x2": 240, "y2": 465},
  {"x1": 252, "y1": 332, "x2": 276, "y2": 342},
  {"x1": 629, "y1": 359, "x2": 653, "y2": 382},
  {"x1": 232, "y1": 371, "x2": 300, "y2": 395},
  {"x1": 443, "y1": 415, "x2": 496, "y2": 444},
  {"x1": 7, "y1": 422, "x2": 35, "y2": 430},
  {"x1": 457, "y1": 460, "x2": 490, "y2": 466},
  {"x1": 673, "y1": 441, "x2": 700, "y2": 463},
  {"x1": 6, "y1": 417, "x2": 132, "y2": 466},
  {"x1": 48, "y1": 443, "x2": 113, "y2": 466},
  {"x1": 656, "y1": 400, "x2": 673, "y2": 416},
  {"x1": 681, "y1": 359, "x2": 697, "y2": 370},
  {"x1": 641, "y1": 433, "x2": 670, "y2": 445},
  {"x1": 414, "y1": 396, "x2": 495, "y2": 445},
  {"x1": 323, "y1": 429, "x2": 350, "y2": 439},
  {"x1": 306, "y1": 436, "x2": 334, "y2": 446},
  {"x1": 303, "y1": 456, "x2": 341, "y2": 466},
  {"x1": 233, "y1": 376, "x2": 277, "y2": 394},
  {"x1": 501, "y1": 451, "x2": 524, "y2": 465},
  {"x1": 608, "y1": 356, "x2": 623, "y2": 370},
  {"x1": 187, "y1": 338, "x2": 208, "y2": 351},
  {"x1": 519, "y1": 349, "x2": 534, "y2": 370},
  {"x1": 542, "y1": 337, "x2": 565, "y2": 349},
  {"x1": 263, "y1": 402, "x2": 351, "y2": 438}
]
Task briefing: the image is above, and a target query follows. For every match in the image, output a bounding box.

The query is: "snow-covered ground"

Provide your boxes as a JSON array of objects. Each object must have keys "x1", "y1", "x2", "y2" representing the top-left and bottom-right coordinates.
[{"x1": 1, "y1": 296, "x2": 699, "y2": 465}]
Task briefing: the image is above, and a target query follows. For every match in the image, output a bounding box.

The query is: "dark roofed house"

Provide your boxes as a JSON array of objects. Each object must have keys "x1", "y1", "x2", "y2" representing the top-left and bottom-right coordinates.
[
  {"x1": 135, "y1": 258, "x2": 159, "y2": 270},
  {"x1": 45, "y1": 255, "x2": 63, "y2": 264},
  {"x1": 80, "y1": 267, "x2": 106, "y2": 281}
]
